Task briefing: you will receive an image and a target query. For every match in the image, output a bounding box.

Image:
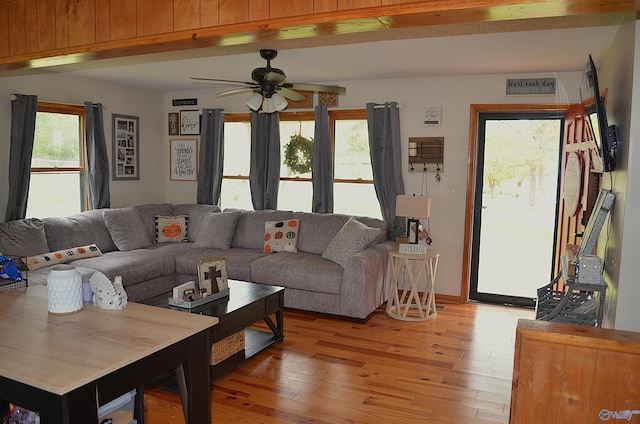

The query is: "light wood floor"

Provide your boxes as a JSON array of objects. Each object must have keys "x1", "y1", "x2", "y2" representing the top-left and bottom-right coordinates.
[{"x1": 144, "y1": 302, "x2": 534, "y2": 424}]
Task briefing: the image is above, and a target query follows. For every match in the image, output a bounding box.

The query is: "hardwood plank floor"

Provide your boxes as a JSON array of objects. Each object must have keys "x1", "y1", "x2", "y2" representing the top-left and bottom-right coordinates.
[{"x1": 144, "y1": 303, "x2": 534, "y2": 423}]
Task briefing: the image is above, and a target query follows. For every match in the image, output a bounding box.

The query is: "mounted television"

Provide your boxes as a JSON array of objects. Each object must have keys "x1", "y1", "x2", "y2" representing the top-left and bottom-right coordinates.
[{"x1": 579, "y1": 54, "x2": 619, "y2": 173}]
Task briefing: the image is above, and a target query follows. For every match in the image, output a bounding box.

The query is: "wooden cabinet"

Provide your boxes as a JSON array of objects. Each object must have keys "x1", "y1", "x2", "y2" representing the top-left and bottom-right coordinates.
[{"x1": 510, "y1": 319, "x2": 640, "y2": 423}]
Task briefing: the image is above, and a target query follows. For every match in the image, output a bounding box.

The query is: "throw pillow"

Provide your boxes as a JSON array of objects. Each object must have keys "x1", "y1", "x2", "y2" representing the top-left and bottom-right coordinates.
[
  {"x1": 195, "y1": 211, "x2": 242, "y2": 249},
  {"x1": 322, "y1": 217, "x2": 381, "y2": 267},
  {"x1": 155, "y1": 214, "x2": 189, "y2": 243},
  {"x1": 264, "y1": 219, "x2": 299, "y2": 253},
  {"x1": 25, "y1": 244, "x2": 103, "y2": 271},
  {"x1": 103, "y1": 207, "x2": 153, "y2": 252},
  {"x1": 0, "y1": 218, "x2": 49, "y2": 258}
]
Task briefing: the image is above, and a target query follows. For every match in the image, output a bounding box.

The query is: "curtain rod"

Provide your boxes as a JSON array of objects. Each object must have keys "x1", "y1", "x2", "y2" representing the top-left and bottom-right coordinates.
[{"x1": 9, "y1": 95, "x2": 109, "y2": 110}]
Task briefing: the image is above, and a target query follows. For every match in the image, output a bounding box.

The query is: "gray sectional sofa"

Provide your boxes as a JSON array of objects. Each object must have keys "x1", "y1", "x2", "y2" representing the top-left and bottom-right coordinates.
[{"x1": 0, "y1": 204, "x2": 393, "y2": 320}]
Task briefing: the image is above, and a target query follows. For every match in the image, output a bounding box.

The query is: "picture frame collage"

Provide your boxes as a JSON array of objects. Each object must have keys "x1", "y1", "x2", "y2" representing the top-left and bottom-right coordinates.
[{"x1": 112, "y1": 114, "x2": 139, "y2": 180}]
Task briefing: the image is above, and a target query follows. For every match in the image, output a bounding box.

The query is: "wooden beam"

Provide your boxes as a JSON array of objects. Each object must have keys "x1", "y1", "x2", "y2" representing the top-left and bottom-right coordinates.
[{"x1": 0, "y1": 0, "x2": 637, "y2": 71}]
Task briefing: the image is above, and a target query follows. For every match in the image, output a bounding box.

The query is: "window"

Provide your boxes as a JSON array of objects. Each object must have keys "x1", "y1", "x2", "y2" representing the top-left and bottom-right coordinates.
[
  {"x1": 26, "y1": 102, "x2": 86, "y2": 218},
  {"x1": 221, "y1": 109, "x2": 380, "y2": 218}
]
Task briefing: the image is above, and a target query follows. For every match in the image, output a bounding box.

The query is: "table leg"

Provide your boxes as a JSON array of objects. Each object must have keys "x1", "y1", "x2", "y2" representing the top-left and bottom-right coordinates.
[
  {"x1": 176, "y1": 365, "x2": 189, "y2": 423},
  {"x1": 181, "y1": 329, "x2": 211, "y2": 423}
]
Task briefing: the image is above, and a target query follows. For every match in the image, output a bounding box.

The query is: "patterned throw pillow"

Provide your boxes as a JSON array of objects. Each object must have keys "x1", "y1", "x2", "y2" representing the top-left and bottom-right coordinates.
[
  {"x1": 155, "y1": 215, "x2": 189, "y2": 243},
  {"x1": 25, "y1": 244, "x2": 103, "y2": 271},
  {"x1": 322, "y1": 218, "x2": 381, "y2": 267},
  {"x1": 264, "y1": 219, "x2": 299, "y2": 253}
]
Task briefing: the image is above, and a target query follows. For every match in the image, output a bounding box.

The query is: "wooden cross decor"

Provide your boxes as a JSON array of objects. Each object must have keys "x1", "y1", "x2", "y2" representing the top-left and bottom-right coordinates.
[{"x1": 204, "y1": 266, "x2": 222, "y2": 293}]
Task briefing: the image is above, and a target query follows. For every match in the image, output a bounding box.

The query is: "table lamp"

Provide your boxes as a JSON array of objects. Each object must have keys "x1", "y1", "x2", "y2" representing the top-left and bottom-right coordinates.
[{"x1": 396, "y1": 194, "x2": 431, "y2": 244}]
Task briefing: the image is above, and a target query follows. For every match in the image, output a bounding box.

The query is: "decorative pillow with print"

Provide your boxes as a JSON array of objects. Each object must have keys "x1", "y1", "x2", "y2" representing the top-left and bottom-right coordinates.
[
  {"x1": 322, "y1": 218, "x2": 381, "y2": 267},
  {"x1": 264, "y1": 219, "x2": 299, "y2": 253},
  {"x1": 155, "y1": 214, "x2": 189, "y2": 243},
  {"x1": 25, "y1": 244, "x2": 103, "y2": 271}
]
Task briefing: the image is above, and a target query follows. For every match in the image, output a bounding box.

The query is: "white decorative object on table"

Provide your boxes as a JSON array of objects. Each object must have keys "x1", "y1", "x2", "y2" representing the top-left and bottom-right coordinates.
[
  {"x1": 89, "y1": 272, "x2": 128, "y2": 310},
  {"x1": 47, "y1": 265, "x2": 83, "y2": 314},
  {"x1": 399, "y1": 243, "x2": 427, "y2": 255}
]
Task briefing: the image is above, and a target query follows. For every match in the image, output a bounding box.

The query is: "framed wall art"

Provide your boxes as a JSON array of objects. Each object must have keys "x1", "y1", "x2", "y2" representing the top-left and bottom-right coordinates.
[
  {"x1": 168, "y1": 112, "x2": 179, "y2": 135},
  {"x1": 180, "y1": 110, "x2": 200, "y2": 135},
  {"x1": 170, "y1": 139, "x2": 198, "y2": 181},
  {"x1": 112, "y1": 114, "x2": 139, "y2": 180},
  {"x1": 197, "y1": 257, "x2": 228, "y2": 295}
]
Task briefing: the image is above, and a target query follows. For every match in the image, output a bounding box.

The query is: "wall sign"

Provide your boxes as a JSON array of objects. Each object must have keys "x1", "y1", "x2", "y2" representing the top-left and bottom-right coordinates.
[
  {"x1": 506, "y1": 78, "x2": 556, "y2": 95},
  {"x1": 170, "y1": 139, "x2": 198, "y2": 181},
  {"x1": 180, "y1": 110, "x2": 200, "y2": 135},
  {"x1": 172, "y1": 98, "x2": 197, "y2": 106}
]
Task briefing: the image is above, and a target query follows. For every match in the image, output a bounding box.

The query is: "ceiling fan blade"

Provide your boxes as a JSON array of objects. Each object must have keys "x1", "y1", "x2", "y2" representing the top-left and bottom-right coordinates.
[
  {"x1": 217, "y1": 87, "x2": 257, "y2": 97},
  {"x1": 276, "y1": 87, "x2": 306, "y2": 102},
  {"x1": 191, "y1": 77, "x2": 254, "y2": 86},
  {"x1": 263, "y1": 71, "x2": 286, "y2": 84},
  {"x1": 285, "y1": 83, "x2": 346, "y2": 95}
]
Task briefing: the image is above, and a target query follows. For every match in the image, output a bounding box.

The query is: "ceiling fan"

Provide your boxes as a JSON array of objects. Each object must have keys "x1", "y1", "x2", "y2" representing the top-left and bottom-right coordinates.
[{"x1": 191, "y1": 49, "x2": 346, "y2": 113}]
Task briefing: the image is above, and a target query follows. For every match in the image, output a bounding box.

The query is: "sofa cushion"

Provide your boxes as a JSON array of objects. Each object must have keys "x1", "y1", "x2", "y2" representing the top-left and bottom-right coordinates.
[
  {"x1": 154, "y1": 214, "x2": 188, "y2": 243},
  {"x1": 103, "y1": 207, "x2": 153, "y2": 251},
  {"x1": 43, "y1": 209, "x2": 117, "y2": 253},
  {"x1": 70, "y1": 245, "x2": 179, "y2": 287},
  {"x1": 194, "y1": 211, "x2": 241, "y2": 249},
  {"x1": 295, "y1": 212, "x2": 388, "y2": 254},
  {"x1": 231, "y1": 210, "x2": 295, "y2": 250},
  {"x1": 0, "y1": 218, "x2": 49, "y2": 257},
  {"x1": 173, "y1": 204, "x2": 221, "y2": 241},
  {"x1": 251, "y1": 252, "x2": 343, "y2": 295},
  {"x1": 175, "y1": 247, "x2": 270, "y2": 283},
  {"x1": 263, "y1": 219, "x2": 299, "y2": 253},
  {"x1": 25, "y1": 244, "x2": 102, "y2": 271},
  {"x1": 322, "y1": 217, "x2": 381, "y2": 267},
  {"x1": 134, "y1": 203, "x2": 174, "y2": 241}
]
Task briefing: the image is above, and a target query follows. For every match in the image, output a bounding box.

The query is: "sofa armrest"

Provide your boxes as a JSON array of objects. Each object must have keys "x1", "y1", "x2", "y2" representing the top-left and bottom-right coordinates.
[{"x1": 338, "y1": 241, "x2": 393, "y2": 319}]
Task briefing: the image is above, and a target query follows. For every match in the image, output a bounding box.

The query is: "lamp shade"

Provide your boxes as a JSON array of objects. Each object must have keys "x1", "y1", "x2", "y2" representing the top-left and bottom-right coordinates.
[
  {"x1": 270, "y1": 92, "x2": 288, "y2": 111},
  {"x1": 396, "y1": 195, "x2": 431, "y2": 219},
  {"x1": 246, "y1": 92, "x2": 263, "y2": 111}
]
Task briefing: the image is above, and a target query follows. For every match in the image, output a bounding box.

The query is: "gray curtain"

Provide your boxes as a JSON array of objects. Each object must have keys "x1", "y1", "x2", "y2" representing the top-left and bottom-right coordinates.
[
  {"x1": 85, "y1": 102, "x2": 110, "y2": 210},
  {"x1": 197, "y1": 109, "x2": 225, "y2": 205},
  {"x1": 312, "y1": 105, "x2": 333, "y2": 213},
  {"x1": 366, "y1": 102, "x2": 406, "y2": 239},
  {"x1": 5, "y1": 94, "x2": 38, "y2": 221},
  {"x1": 249, "y1": 111, "x2": 280, "y2": 210}
]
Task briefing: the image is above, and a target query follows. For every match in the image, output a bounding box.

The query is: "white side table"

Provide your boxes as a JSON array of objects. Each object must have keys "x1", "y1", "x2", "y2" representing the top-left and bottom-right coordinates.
[{"x1": 386, "y1": 248, "x2": 439, "y2": 321}]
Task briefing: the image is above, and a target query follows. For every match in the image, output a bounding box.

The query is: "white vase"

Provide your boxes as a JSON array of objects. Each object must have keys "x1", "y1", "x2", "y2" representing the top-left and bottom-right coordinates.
[{"x1": 47, "y1": 265, "x2": 83, "y2": 314}]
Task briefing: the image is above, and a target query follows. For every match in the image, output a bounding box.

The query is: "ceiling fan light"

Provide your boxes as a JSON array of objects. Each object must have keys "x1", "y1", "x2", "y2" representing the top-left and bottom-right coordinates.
[
  {"x1": 270, "y1": 92, "x2": 288, "y2": 111},
  {"x1": 262, "y1": 97, "x2": 276, "y2": 113},
  {"x1": 246, "y1": 92, "x2": 263, "y2": 111}
]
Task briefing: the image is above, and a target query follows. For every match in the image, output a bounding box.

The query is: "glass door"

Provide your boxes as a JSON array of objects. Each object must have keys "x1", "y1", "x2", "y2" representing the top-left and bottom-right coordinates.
[{"x1": 469, "y1": 112, "x2": 564, "y2": 306}]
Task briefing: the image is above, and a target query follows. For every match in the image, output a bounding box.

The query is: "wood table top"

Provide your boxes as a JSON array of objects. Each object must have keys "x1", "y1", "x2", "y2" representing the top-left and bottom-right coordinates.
[{"x1": 0, "y1": 286, "x2": 218, "y2": 395}]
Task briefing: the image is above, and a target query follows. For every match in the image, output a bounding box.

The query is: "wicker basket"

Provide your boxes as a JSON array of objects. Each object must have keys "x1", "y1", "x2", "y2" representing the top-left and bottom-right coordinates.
[{"x1": 210, "y1": 331, "x2": 245, "y2": 365}]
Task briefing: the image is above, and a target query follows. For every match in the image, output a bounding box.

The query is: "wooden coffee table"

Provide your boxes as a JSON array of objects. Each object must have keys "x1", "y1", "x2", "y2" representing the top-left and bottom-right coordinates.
[{"x1": 143, "y1": 279, "x2": 284, "y2": 379}]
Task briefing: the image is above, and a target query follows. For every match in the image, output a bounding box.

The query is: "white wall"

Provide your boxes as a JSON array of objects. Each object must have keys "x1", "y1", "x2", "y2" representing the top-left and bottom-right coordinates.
[
  {"x1": 606, "y1": 19, "x2": 640, "y2": 331},
  {"x1": 164, "y1": 70, "x2": 583, "y2": 297},
  {"x1": 0, "y1": 73, "x2": 166, "y2": 212}
]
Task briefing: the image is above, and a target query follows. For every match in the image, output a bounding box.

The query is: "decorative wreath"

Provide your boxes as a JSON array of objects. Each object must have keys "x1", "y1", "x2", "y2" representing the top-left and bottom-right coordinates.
[{"x1": 284, "y1": 133, "x2": 314, "y2": 174}]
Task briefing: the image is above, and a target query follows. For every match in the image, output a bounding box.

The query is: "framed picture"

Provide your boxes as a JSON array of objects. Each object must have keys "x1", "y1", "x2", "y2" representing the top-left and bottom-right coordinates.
[
  {"x1": 168, "y1": 112, "x2": 179, "y2": 135},
  {"x1": 197, "y1": 257, "x2": 228, "y2": 295},
  {"x1": 170, "y1": 139, "x2": 198, "y2": 181},
  {"x1": 112, "y1": 114, "x2": 139, "y2": 180},
  {"x1": 407, "y1": 218, "x2": 420, "y2": 244},
  {"x1": 180, "y1": 110, "x2": 200, "y2": 135}
]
